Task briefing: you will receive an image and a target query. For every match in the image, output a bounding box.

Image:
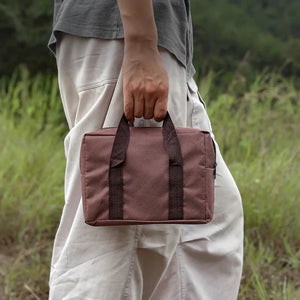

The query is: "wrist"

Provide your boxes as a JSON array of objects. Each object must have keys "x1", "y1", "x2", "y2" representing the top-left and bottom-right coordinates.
[{"x1": 124, "y1": 33, "x2": 158, "y2": 49}]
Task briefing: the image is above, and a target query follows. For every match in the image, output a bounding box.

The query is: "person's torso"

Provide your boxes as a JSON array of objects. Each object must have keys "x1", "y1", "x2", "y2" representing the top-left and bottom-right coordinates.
[{"x1": 48, "y1": 0, "x2": 196, "y2": 79}]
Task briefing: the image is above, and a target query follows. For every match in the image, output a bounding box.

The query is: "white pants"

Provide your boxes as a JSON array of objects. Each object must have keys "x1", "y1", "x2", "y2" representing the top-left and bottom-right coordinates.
[{"x1": 49, "y1": 33, "x2": 244, "y2": 300}]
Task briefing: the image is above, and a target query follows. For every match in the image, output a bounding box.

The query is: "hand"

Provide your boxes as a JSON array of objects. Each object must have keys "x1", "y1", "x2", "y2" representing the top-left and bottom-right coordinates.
[{"x1": 121, "y1": 40, "x2": 169, "y2": 124}]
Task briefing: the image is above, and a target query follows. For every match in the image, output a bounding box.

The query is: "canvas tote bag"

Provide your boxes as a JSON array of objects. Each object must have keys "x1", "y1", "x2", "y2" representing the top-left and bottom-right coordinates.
[{"x1": 80, "y1": 111, "x2": 217, "y2": 226}]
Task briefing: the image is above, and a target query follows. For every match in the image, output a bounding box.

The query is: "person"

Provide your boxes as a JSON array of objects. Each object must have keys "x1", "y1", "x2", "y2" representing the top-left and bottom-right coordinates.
[{"x1": 47, "y1": 0, "x2": 244, "y2": 299}]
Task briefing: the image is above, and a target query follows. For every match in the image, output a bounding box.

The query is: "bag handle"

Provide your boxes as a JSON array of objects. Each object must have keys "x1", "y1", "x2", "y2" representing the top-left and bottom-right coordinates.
[{"x1": 108, "y1": 111, "x2": 184, "y2": 220}]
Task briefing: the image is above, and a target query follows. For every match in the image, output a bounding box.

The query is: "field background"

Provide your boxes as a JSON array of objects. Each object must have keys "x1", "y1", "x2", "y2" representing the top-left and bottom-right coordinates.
[{"x1": 0, "y1": 0, "x2": 299, "y2": 299}]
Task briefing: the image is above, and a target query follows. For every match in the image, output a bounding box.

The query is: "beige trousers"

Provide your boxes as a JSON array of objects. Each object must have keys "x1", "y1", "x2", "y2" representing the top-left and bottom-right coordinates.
[{"x1": 49, "y1": 33, "x2": 244, "y2": 300}]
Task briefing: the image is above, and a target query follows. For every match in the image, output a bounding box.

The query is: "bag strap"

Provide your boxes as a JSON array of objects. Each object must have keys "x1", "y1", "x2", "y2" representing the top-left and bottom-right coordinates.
[{"x1": 108, "y1": 111, "x2": 184, "y2": 220}]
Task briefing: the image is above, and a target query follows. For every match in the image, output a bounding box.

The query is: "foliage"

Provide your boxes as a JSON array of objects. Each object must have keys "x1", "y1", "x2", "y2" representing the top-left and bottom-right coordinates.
[
  {"x1": 0, "y1": 0, "x2": 55, "y2": 75},
  {"x1": 0, "y1": 0, "x2": 299, "y2": 87},
  {"x1": 191, "y1": 0, "x2": 300, "y2": 88}
]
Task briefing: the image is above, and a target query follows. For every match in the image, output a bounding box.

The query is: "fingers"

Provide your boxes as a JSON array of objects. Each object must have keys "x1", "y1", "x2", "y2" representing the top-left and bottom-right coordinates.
[
  {"x1": 125, "y1": 88, "x2": 168, "y2": 123},
  {"x1": 144, "y1": 92, "x2": 157, "y2": 119},
  {"x1": 135, "y1": 83, "x2": 168, "y2": 121},
  {"x1": 123, "y1": 88, "x2": 134, "y2": 124},
  {"x1": 133, "y1": 96, "x2": 144, "y2": 119},
  {"x1": 121, "y1": 44, "x2": 170, "y2": 123},
  {"x1": 122, "y1": 55, "x2": 169, "y2": 123},
  {"x1": 153, "y1": 83, "x2": 168, "y2": 122},
  {"x1": 154, "y1": 96, "x2": 168, "y2": 122}
]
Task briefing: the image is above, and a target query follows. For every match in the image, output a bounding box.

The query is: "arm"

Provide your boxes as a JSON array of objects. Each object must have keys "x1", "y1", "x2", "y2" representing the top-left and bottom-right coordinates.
[{"x1": 117, "y1": 0, "x2": 169, "y2": 123}]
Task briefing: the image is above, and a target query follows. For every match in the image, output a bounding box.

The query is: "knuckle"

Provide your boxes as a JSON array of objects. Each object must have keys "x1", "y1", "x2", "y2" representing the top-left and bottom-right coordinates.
[
  {"x1": 155, "y1": 110, "x2": 166, "y2": 121},
  {"x1": 145, "y1": 98, "x2": 156, "y2": 106},
  {"x1": 160, "y1": 86, "x2": 168, "y2": 95},
  {"x1": 134, "y1": 111, "x2": 143, "y2": 118},
  {"x1": 157, "y1": 106, "x2": 166, "y2": 114},
  {"x1": 133, "y1": 81, "x2": 143, "y2": 92},
  {"x1": 125, "y1": 81, "x2": 138, "y2": 92},
  {"x1": 159, "y1": 83, "x2": 169, "y2": 94},
  {"x1": 124, "y1": 102, "x2": 132, "y2": 112},
  {"x1": 124, "y1": 81, "x2": 133, "y2": 91},
  {"x1": 144, "y1": 112, "x2": 153, "y2": 119},
  {"x1": 124, "y1": 112, "x2": 132, "y2": 121},
  {"x1": 145, "y1": 85, "x2": 157, "y2": 95}
]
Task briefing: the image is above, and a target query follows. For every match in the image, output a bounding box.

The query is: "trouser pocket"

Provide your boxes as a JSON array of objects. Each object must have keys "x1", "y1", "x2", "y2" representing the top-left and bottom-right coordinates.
[
  {"x1": 186, "y1": 77, "x2": 207, "y2": 111},
  {"x1": 186, "y1": 78, "x2": 212, "y2": 132},
  {"x1": 197, "y1": 90, "x2": 207, "y2": 110}
]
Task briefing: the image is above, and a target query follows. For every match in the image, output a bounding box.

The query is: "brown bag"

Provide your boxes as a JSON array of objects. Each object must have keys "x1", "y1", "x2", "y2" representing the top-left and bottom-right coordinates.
[{"x1": 80, "y1": 112, "x2": 216, "y2": 226}]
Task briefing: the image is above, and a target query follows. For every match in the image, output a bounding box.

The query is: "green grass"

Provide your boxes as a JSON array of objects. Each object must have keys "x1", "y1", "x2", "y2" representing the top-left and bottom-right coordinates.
[
  {"x1": 0, "y1": 66, "x2": 66, "y2": 300},
  {"x1": 0, "y1": 66, "x2": 299, "y2": 299}
]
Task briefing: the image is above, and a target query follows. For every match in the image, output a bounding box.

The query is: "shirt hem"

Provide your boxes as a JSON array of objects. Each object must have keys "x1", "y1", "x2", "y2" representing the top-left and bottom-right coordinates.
[{"x1": 47, "y1": 23, "x2": 195, "y2": 79}]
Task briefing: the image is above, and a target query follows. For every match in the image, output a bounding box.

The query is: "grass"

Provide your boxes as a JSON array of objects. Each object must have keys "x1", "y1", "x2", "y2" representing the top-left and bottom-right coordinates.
[
  {"x1": 0, "y1": 66, "x2": 299, "y2": 299},
  {"x1": 0, "y1": 66, "x2": 66, "y2": 300}
]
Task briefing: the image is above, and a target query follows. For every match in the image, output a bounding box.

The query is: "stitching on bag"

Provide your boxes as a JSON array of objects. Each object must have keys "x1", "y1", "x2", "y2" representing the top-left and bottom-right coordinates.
[
  {"x1": 83, "y1": 137, "x2": 89, "y2": 221},
  {"x1": 205, "y1": 198, "x2": 208, "y2": 221},
  {"x1": 205, "y1": 137, "x2": 210, "y2": 223},
  {"x1": 204, "y1": 134, "x2": 207, "y2": 168},
  {"x1": 203, "y1": 136, "x2": 208, "y2": 221}
]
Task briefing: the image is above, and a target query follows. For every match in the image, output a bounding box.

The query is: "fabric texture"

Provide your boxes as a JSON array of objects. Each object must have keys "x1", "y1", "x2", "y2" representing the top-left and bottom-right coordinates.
[
  {"x1": 49, "y1": 32, "x2": 244, "y2": 300},
  {"x1": 80, "y1": 116, "x2": 216, "y2": 225},
  {"x1": 47, "y1": 0, "x2": 196, "y2": 80}
]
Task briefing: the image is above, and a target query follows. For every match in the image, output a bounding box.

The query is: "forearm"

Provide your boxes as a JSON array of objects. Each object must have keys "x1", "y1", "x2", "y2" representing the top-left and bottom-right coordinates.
[{"x1": 117, "y1": 0, "x2": 158, "y2": 45}]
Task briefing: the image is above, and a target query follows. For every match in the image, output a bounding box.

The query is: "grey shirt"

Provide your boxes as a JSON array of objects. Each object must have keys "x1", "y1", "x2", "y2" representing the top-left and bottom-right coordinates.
[{"x1": 48, "y1": 0, "x2": 196, "y2": 80}]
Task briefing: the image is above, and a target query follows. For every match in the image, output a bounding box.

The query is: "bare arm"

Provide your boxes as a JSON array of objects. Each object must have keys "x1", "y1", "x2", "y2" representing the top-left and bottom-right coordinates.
[{"x1": 117, "y1": 0, "x2": 169, "y2": 123}]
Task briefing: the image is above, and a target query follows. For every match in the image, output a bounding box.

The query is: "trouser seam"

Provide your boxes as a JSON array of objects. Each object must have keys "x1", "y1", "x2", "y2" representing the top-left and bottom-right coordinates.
[
  {"x1": 122, "y1": 225, "x2": 141, "y2": 299},
  {"x1": 177, "y1": 244, "x2": 186, "y2": 300}
]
